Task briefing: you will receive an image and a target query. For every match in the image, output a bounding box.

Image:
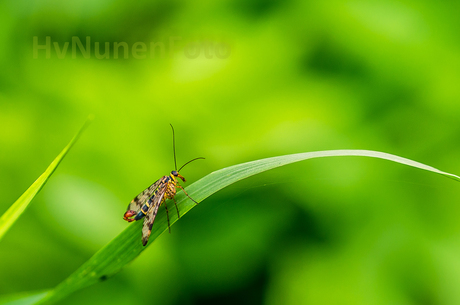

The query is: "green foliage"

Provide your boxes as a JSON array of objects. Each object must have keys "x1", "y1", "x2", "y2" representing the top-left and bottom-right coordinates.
[
  {"x1": 0, "y1": 120, "x2": 89, "y2": 242},
  {"x1": 2, "y1": 1, "x2": 460, "y2": 303},
  {"x1": 4, "y1": 150, "x2": 458, "y2": 305},
  {"x1": 0, "y1": 291, "x2": 47, "y2": 305}
]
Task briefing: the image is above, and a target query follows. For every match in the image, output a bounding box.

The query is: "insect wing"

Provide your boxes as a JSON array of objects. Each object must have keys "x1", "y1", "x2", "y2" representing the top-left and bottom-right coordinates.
[
  {"x1": 141, "y1": 187, "x2": 166, "y2": 246},
  {"x1": 125, "y1": 179, "x2": 161, "y2": 214}
]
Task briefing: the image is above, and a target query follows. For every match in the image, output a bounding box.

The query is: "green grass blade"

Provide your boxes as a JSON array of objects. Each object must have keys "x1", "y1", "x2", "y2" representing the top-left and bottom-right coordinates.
[
  {"x1": 32, "y1": 149, "x2": 459, "y2": 305},
  {"x1": 0, "y1": 291, "x2": 48, "y2": 305},
  {"x1": 0, "y1": 119, "x2": 90, "y2": 242}
]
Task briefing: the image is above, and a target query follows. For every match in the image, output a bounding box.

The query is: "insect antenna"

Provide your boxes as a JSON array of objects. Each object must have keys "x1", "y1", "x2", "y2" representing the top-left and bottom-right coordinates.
[
  {"x1": 170, "y1": 124, "x2": 178, "y2": 171},
  {"x1": 178, "y1": 157, "x2": 205, "y2": 172}
]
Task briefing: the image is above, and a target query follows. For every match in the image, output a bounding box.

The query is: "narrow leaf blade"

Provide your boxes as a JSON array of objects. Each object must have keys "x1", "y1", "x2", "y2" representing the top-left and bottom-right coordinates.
[
  {"x1": 34, "y1": 149, "x2": 459, "y2": 305},
  {"x1": 0, "y1": 119, "x2": 90, "y2": 241},
  {"x1": 0, "y1": 291, "x2": 48, "y2": 305}
]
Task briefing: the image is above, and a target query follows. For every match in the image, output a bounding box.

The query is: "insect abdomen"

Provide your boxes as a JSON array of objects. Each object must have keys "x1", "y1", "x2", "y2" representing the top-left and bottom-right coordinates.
[{"x1": 134, "y1": 200, "x2": 151, "y2": 220}]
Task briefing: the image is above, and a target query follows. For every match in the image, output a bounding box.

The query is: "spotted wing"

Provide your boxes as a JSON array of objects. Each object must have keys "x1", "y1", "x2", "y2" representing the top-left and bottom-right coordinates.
[
  {"x1": 141, "y1": 185, "x2": 167, "y2": 246},
  {"x1": 125, "y1": 179, "x2": 162, "y2": 214}
]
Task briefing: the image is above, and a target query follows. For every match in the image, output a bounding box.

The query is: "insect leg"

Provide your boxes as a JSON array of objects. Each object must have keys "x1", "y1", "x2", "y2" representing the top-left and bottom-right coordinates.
[
  {"x1": 176, "y1": 184, "x2": 199, "y2": 204},
  {"x1": 164, "y1": 202, "x2": 171, "y2": 233},
  {"x1": 173, "y1": 198, "x2": 180, "y2": 219}
]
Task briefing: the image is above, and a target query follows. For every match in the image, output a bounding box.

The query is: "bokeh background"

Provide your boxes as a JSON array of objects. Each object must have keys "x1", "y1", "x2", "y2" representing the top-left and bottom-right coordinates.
[{"x1": 1, "y1": 0, "x2": 460, "y2": 304}]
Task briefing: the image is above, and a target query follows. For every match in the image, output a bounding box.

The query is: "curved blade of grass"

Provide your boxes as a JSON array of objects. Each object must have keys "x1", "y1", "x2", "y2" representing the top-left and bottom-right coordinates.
[
  {"x1": 0, "y1": 118, "x2": 91, "y2": 242},
  {"x1": 29, "y1": 149, "x2": 460, "y2": 305}
]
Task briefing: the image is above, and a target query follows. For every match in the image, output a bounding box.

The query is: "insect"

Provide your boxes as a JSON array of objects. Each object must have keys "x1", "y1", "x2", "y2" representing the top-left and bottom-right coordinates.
[{"x1": 123, "y1": 125, "x2": 203, "y2": 246}]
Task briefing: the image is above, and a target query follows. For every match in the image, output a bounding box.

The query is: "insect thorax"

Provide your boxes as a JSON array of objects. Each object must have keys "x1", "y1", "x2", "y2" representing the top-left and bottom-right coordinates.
[{"x1": 165, "y1": 178, "x2": 177, "y2": 199}]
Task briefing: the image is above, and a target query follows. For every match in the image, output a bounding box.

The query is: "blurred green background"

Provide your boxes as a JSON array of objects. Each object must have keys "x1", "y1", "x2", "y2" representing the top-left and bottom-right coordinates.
[{"x1": 1, "y1": 0, "x2": 460, "y2": 304}]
